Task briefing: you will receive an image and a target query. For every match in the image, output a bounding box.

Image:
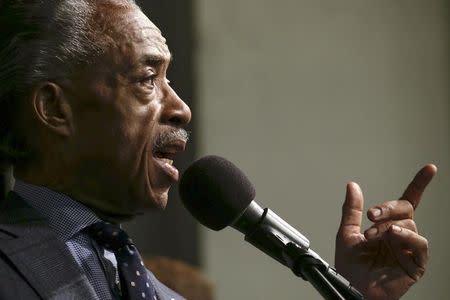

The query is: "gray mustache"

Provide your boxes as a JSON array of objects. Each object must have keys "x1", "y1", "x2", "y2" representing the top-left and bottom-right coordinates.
[{"x1": 153, "y1": 128, "x2": 190, "y2": 152}]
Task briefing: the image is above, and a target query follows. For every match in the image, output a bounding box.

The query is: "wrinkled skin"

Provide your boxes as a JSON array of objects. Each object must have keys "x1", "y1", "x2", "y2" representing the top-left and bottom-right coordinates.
[
  {"x1": 335, "y1": 164, "x2": 436, "y2": 300},
  {"x1": 19, "y1": 7, "x2": 191, "y2": 222},
  {"x1": 62, "y1": 9, "x2": 192, "y2": 220}
]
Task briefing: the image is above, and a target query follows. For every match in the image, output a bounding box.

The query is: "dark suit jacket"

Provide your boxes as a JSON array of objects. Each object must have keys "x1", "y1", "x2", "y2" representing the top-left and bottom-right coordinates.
[{"x1": 0, "y1": 192, "x2": 184, "y2": 300}]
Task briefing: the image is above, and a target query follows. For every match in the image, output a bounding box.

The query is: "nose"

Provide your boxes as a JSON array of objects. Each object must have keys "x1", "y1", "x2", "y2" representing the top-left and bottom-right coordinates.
[{"x1": 160, "y1": 84, "x2": 192, "y2": 126}]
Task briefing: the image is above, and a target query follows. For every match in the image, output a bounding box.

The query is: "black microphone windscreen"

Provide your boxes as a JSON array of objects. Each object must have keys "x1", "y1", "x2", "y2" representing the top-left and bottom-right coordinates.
[{"x1": 179, "y1": 155, "x2": 256, "y2": 231}]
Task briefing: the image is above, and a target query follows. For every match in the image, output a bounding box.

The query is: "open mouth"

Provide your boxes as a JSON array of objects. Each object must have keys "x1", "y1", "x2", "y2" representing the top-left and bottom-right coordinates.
[
  {"x1": 152, "y1": 139, "x2": 187, "y2": 182},
  {"x1": 154, "y1": 152, "x2": 175, "y2": 166}
]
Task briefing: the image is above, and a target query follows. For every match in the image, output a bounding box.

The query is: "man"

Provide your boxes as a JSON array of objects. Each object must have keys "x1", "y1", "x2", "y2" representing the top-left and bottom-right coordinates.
[{"x1": 0, "y1": 0, "x2": 436, "y2": 299}]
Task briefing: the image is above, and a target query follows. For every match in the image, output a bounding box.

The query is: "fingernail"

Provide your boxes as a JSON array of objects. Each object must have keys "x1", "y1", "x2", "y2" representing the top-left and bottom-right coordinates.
[
  {"x1": 391, "y1": 225, "x2": 402, "y2": 233},
  {"x1": 366, "y1": 227, "x2": 378, "y2": 238},
  {"x1": 372, "y1": 208, "x2": 382, "y2": 218}
]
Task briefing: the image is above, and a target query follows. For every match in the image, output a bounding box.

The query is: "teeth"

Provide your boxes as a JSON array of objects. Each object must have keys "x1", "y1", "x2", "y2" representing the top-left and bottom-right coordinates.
[
  {"x1": 159, "y1": 158, "x2": 173, "y2": 165},
  {"x1": 153, "y1": 152, "x2": 175, "y2": 165}
]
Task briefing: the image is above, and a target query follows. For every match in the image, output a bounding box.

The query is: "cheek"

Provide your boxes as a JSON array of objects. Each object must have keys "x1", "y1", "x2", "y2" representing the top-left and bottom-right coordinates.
[
  {"x1": 73, "y1": 110, "x2": 122, "y2": 160},
  {"x1": 118, "y1": 102, "x2": 160, "y2": 165},
  {"x1": 70, "y1": 81, "x2": 123, "y2": 157}
]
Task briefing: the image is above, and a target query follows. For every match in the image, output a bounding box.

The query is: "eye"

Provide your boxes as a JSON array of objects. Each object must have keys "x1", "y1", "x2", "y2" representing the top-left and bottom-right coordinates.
[{"x1": 139, "y1": 74, "x2": 157, "y2": 89}]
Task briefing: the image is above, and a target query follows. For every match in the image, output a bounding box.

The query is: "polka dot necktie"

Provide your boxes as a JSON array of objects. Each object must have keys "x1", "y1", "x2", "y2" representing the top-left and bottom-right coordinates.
[{"x1": 89, "y1": 222, "x2": 158, "y2": 300}]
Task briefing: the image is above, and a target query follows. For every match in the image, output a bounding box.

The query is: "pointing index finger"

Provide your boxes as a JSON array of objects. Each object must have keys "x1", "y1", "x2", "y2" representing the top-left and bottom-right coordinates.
[{"x1": 401, "y1": 164, "x2": 437, "y2": 209}]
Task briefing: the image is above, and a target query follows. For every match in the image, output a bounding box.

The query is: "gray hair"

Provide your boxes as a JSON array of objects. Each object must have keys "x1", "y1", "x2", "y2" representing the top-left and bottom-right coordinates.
[{"x1": 0, "y1": 0, "x2": 138, "y2": 165}]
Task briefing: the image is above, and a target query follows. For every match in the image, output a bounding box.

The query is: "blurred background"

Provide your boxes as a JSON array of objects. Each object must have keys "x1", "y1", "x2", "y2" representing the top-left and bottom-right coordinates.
[
  {"x1": 194, "y1": 1, "x2": 449, "y2": 299},
  {"x1": 131, "y1": 0, "x2": 449, "y2": 299},
  {"x1": 2, "y1": 0, "x2": 448, "y2": 299}
]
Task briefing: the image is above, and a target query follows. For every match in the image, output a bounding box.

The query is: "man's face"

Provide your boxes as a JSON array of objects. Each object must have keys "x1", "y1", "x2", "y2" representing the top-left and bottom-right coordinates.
[{"x1": 62, "y1": 7, "x2": 191, "y2": 221}]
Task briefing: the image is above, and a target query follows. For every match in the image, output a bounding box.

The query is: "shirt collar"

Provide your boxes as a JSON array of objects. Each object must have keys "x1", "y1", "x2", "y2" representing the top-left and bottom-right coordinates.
[{"x1": 13, "y1": 179, "x2": 101, "y2": 241}]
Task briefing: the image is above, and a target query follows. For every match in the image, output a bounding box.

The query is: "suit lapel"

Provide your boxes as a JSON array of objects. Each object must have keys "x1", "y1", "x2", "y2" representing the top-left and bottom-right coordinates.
[{"x1": 0, "y1": 192, "x2": 99, "y2": 300}]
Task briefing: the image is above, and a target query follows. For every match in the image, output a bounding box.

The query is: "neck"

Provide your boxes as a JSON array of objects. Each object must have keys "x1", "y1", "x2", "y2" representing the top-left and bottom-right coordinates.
[{"x1": 14, "y1": 158, "x2": 143, "y2": 224}]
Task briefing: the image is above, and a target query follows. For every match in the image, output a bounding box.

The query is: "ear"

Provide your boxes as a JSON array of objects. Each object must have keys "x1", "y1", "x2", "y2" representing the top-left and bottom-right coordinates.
[{"x1": 31, "y1": 82, "x2": 74, "y2": 137}]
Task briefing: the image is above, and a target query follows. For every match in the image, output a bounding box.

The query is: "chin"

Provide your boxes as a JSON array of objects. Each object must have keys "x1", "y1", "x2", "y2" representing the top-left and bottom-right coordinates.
[
  {"x1": 142, "y1": 187, "x2": 170, "y2": 210},
  {"x1": 150, "y1": 193, "x2": 169, "y2": 210}
]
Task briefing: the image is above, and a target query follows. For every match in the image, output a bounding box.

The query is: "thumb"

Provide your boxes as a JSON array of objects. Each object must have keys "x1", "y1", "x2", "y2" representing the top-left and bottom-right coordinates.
[{"x1": 338, "y1": 182, "x2": 364, "y2": 239}]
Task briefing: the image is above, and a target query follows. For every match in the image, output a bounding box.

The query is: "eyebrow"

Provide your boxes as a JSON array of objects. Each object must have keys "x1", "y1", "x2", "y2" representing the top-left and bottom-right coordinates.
[{"x1": 141, "y1": 52, "x2": 173, "y2": 67}]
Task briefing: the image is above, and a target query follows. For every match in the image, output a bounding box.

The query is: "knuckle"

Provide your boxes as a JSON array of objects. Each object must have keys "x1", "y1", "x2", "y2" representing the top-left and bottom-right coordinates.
[
  {"x1": 403, "y1": 219, "x2": 417, "y2": 231},
  {"x1": 414, "y1": 266, "x2": 426, "y2": 280},
  {"x1": 379, "y1": 221, "x2": 392, "y2": 233},
  {"x1": 383, "y1": 202, "x2": 395, "y2": 215},
  {"x1": 376, "y1": 203, "x2": 392, "y2": 216},
  {"x1": 379, "y1": 222, "x2": 393, "y2": 232},
  {"x1": 386, "y1": 202, "x2": 395, "y2": 211},
  {"x1": 422, "y1": 237, "x2": 429, "y2": 251},
  {"x1": 404, "y1": 201, "x2": 414, "y2": 217}
]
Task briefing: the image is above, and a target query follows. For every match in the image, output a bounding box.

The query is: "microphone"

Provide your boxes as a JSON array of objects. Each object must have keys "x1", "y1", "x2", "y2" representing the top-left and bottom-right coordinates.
[
  {"x1": 179, "y1": 155, "x2": 364, "y2": 300},
  {"x1": 178, "y1": 155, "x2": 310, "y2": 263}
]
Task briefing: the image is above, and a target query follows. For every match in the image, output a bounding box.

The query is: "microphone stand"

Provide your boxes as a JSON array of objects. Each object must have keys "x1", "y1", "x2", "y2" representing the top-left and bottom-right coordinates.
[
  {"x1": 282, "y1": 242, "x2": 364, "y2": 300},
  {"x1": 235, "y1": 207, "x2": 365, "y2": 299}
]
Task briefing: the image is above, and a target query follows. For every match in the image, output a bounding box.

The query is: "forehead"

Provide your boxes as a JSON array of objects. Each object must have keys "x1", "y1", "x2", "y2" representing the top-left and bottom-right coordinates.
[{"x1": 96, "y1": 7, "x2": 171, "y2": 69}]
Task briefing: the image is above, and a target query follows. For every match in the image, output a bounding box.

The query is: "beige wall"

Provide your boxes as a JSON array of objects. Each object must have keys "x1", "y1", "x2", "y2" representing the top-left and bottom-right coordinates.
[{"x1": 196, "y1": 1, "x2": 449, "y2": 299}]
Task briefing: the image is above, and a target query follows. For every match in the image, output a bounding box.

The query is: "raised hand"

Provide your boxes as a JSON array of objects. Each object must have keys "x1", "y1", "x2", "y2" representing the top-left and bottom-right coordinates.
[{"x1": 335, "y1": 165, "x2": 437, "y2": 300}]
